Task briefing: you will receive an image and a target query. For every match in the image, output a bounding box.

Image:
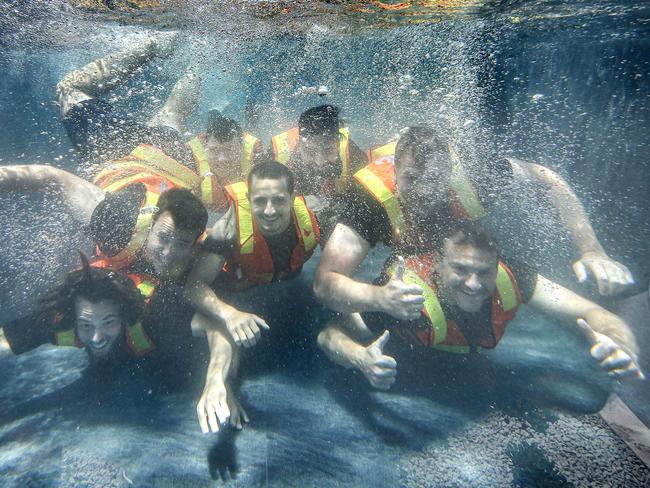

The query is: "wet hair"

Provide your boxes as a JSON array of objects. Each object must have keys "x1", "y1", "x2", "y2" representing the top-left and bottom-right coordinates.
[
  {"x1": 88, "y1": 183, "x2": 146, "y2": 257},
  {"x1": 298, "y1": 105, "x2": 340, "y2": 139},
  {"x1": 247, "y1": 160, "x2": 295, "y2": 195},
  {"x1": 395, "y1": 126, "x2": 451, "y2": 172},
  {"x1": 205, "y1": 109, "x2": 243, "y2": 143},
  {"x1": 444, "y1": 221, "x2": 499, "y2": 256},
  {"x1": 39, "y1": 253, "x2": 144, "y2": 330},
  {"x1": 154, "y1": 188, "x2": 208, "y2": 240}
]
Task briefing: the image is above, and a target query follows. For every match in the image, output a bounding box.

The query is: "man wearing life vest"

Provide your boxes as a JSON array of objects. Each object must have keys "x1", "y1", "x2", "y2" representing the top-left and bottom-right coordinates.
[
  {"x1": 186, "y1": 109, "x2": 264, "y2": 211},
  {"x1": 193, "y1": 161, "x2": 320, "y2": 431},
  {"x1": 314, "y1": 126, "x2": 634, "y2": 324},
  {"x1": 56, "y1": 34, "x2": 240, "y2": 215},
  {"x1": 1, "y1": 255, "x2": 156, "y2": 363},
  {"x1": 317, "y1": 223, "x2": 643, "y2": 390},
  {"x1": 270, "y1": 105, "x2": 367, "y2": 240}
]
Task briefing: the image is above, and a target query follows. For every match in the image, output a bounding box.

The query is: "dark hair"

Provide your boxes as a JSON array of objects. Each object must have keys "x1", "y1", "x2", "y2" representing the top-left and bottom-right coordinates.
[
  {"x1": 444, "y1": 221, "x2": 499, "y2": 256},
  {"x1": 88, "y1": 183, "x2": 146, "y2": 257},
  {"x1": 154, "y1": 188, "x2": 208, "y2": 240},
  {"x1": 247, "y1": 160, "x2": 295, "y2": 195},
  {"x1": 395, "y1": 126, "x2": 451, "y2": 172},
  {"x1": 298, "y1": 105, "x2": 340, "y2": 139},
  {"x1": 39, "y1": 254, "x2": 144, "y2": 330},
  {"x1": 206, "y1": 109, "x2": 243, "y2": 143}
]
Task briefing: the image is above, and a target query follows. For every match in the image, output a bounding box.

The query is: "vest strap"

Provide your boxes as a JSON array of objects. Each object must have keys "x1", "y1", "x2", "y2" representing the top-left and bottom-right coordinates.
[
  {"x1": 293, "y1": 197, "x2": 318, "y2": 253},
  {"x1": 130, "y1": 144, "x2": 200, "y2": 187},
  {"x1": 54, "y1": 329, "x2": 77, "y2": 347},
  {"x1": 354, "y1": 166, "x2": 405, "y2": 238},
  {"x1": 126, "y1": 321, "x2": 155, "y2": 356},
  {"x1": 228, "y1": 182, "x2": 255, "y2": 255},
  {"x1": 241, "y1": 132, "x2": 259, "y2": 175},
  {"x1": 495, "y1": 263, "x2": 518, "y2": 311}
]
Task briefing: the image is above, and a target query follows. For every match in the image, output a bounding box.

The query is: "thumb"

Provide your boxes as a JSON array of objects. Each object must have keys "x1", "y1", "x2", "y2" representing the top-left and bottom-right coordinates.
[
  {"x1": 370, "y1": 330, "x2": 390, "y2": 352},
  {"x1": 573, "y1": 260, "x2": 588, "y2": 283},
  {"x1": 576, "y1": 318, "x2": 599, "y2": 346}
]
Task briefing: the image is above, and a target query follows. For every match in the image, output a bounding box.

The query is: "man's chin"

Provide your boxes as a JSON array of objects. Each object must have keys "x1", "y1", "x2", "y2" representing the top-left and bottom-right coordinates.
[{"x1": 456, "y1": 294, "x2": 487, "y2": 313}]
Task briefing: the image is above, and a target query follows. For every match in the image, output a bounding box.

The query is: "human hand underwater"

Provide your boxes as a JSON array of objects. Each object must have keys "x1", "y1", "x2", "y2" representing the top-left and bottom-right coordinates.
[
  {"x1": 379, "y1": 256, "x2": 425, "y2": 321},
  {"x1": 222, "y1": 308, "x2": 269, "y2": 348},
  {"x1": 197, "y1": 378, "x2": 230, "y2": 434},
  {"x1": 573, "y1": 252, "x2": 634, "y2": 296},
  {"x1": 360, "y1": 330, "x2": 397, "y2": 390},
  {"x1": 576, "y1": 318, "x2": 644, "y2": 381}
]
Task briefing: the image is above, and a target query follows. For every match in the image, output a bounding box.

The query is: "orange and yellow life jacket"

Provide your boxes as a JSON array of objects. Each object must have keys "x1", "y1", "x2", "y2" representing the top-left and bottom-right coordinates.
[
  {"x1": 222, "y1": 181, "x2": 320, "y2": 286},
  {"x1": 354, "y1": 142, "x2": 486, "y2": 240},
  {"x1": 53, "y1": 271, "x2": 158, "y2": 357},
  {"x1": 187, "y1": 132, "x2": 261, "y2": 211},
  {"x1": 386, "y1": 255, "x2": 521, "y2": 353},
  {"x1": 271, "y1": 127, "x2": 352, "y2": 192}
]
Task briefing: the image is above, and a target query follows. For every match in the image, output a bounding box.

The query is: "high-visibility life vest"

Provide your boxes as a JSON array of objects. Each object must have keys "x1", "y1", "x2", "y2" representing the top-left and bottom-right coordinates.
[
  {"x1": 271, "y1": 127, "x2": 352, "y2": 191},
  {"x1": 53, "y1": 272, "x2": 158, "y2": 357},
  {"x1": 353, "y1": 145, "x2": 486, "y2": 240},
  {"x1": 187, "y1": 132, "x2": 261, "y2": 211},
  {"x1": 386, "y1": 255, "x2": 521, "y2": 353},
  {"x1": 222, "y1": 181, "x2": 320, "y2": 286},
  {"x1": 93, "y1": 143, "x2": 200, "y2": 194}
]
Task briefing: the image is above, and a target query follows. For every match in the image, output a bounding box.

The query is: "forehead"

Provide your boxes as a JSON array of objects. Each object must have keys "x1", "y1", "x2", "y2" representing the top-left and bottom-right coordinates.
[
  {"x1": 151, "y1": 211, "x2": 195, "y2": 239},
  {"x1": 300, "y1": 133, "x2": 338, "y2": 147},
  {"x1": 75, "y1": 297, "x2": 121, "y2": 317},
  {"x1": 444, "y1": 241, "x2": 496, "y2": 267},
  {"x1": 249, "y1": 177, "x2": 290, "y2": 197}
]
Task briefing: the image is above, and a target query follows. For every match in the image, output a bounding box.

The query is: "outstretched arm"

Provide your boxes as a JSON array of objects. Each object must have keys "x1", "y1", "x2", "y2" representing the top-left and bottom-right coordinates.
[
  {"x1": 509, "y1": 158, "x2": 633, "y2": 295},
  {"x1": 528, "y1": 273, "x2": 642, "y2": 379},
  {"x1": 195, "y1": 315, "x2": 248, "y2": 433},
  {"x1": 184, "y1": 248, "x2": 269, "y2": 348},
  {"x1": 314, "y1": 224, "x2": 424, "y2": 319},
  {"x1": 318, "y1": 314, "x2": 397, "y2": 390},
  {"x1": 0, "y1": 164, "x2": 104, "y2": 224}
]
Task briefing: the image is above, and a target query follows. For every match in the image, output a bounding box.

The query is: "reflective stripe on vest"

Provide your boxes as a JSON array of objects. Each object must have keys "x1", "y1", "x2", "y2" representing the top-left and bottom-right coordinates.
[
  {"x1": 367, "y1": 140, "x2": 397, "y2": 162},
  {"x1": 353, "y1": 162, "x2": 405, "y2": 239},
  {"x1": 293, "y1": 196, "x2": 318, "y2": 253},
  {"x1": 448, "y1": 145, "x2": 486, "y2": 220},
  {"x1": 104, "y1": 190, "x2": 159, "y2": 269},
  {"x1": 228, "y1": 182, "x2": 255, "y2": 255},
  {"x1": 54, "y1": 329, "x2": 78, "y2": 347},
  {"x1": 187, "y1": 136, "x2": 215, "y2": 207},
  {"x1": 125, "y1": 320, "x2": 156, "y2": 356},
  {"x1": 94, "y1": 144, "x2": 199, "y2": 192},
  {"x1": 272, "y1": 127, "x2": 351, "y2": 178},
  {"x1": 241, "y1": 132, "x2": 260, "y2": 176}
]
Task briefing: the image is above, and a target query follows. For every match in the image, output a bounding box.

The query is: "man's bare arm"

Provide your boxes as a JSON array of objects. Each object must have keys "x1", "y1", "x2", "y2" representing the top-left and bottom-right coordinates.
[
  {"x1": 509, "y1": 158, "x2": 633, "y2": 295},
  {"x1": 318, "y1": 314, "x2": 397, "y2": 390},
  {"x1": 0, "y1": 164, "x2": 104, "y2": 224},
  {"x1": 528, "y1": 273, "x2": 642, "y2": 378},
  {"x1": 313, "y1": 223, "x2": 424, "y2": 318},
  {"x1": 184, "y1": 249, "x2": 269, "y2": 348}
]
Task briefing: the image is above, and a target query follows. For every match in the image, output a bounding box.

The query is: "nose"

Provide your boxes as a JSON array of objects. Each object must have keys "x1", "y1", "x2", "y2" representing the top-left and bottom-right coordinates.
[
  {"x1": 264, "y1": 200, "x2": 276, "y2": 217},
  {"x1": 92, "y1": 330, "x2": 104, "y2": 344},
  {"x1": 160, "y1": 245, "x2": 172, "y2": 257},
  {"x1": 465, "y1": 273, "x2": 482, "y2": 291}
]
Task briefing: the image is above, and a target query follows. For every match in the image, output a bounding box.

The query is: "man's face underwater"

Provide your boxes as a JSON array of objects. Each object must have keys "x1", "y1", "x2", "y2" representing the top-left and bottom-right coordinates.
[
  {"x1": 248, "y1": 176, "x2": 295, "y2": 238},
  {"x1": 75, "y1": 297, "x2": 124, "y2": 360},
  {"x1": 438, "y1": 240, "x2": 498, "y2": 313},
  {"x1": 395, "y1": 147, "x2": 451, "y2": 223},
  {"x1": 296, "y1": 133, "x2": 340, "y2": 182},
  {"x1": 205, "y1": 135, "x2": 243, "y2": 170},
  {"x1": 144, "y1": 210, "x2": 196, "y2": 276}
]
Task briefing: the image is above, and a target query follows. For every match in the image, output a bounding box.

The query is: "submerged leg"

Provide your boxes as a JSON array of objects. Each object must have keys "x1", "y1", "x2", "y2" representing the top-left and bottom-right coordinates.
[
  {"x1": 55, "y1": 32, "x2": 178, "y2": 117},
  {"x1": 148, "y1": 61, "x2": 203, "y2": 134}
]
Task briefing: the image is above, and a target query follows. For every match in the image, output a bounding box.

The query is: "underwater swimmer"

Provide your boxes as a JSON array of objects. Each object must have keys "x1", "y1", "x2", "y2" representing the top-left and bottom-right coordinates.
[
  {"x1": 318, "y1": 222, "x2": 643, "y2": 390},
  {"x1": 195, "y1": 161, "x2": 321, "y2": 432},
  {"x1": 57, "y1": 34, "x2": 263, "y2": 214},
  {"x1": 314, "y1": 126, "x2": 633, "y2": 323},
  {"x1": 270, "y1": 104, "x2": 368, "y2": 241}
]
